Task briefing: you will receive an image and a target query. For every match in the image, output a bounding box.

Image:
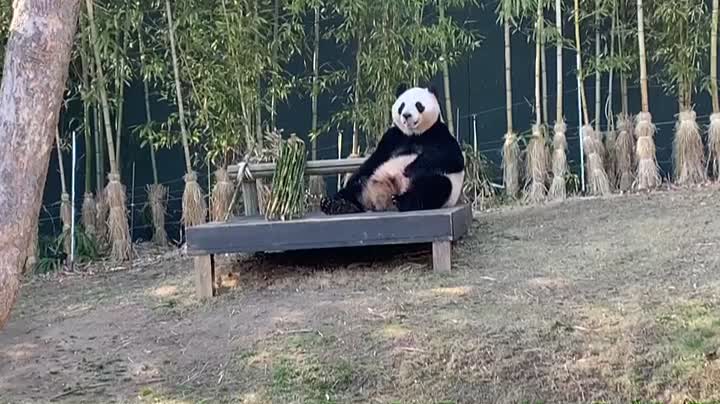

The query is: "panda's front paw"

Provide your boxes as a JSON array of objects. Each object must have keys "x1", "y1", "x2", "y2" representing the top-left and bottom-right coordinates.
[{"x1": 320, "y1": 195, "x2": 363, "y2": 215}]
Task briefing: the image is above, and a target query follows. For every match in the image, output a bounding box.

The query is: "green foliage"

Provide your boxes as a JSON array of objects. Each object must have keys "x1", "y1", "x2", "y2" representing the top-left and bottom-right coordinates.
[
  {"x1": 330, "y1": 0, "x2": 482, "y2": 149},
  {"x1": 648, "y1": 0, "x2": 709, "y2": 105},
  {"x1": 34, "y1": 226, "x2": 101, "y2": 274}
]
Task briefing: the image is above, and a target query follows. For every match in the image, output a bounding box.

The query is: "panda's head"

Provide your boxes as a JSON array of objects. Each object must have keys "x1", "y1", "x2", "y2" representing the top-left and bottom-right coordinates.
[{"x1": 391, "y1": 84, "x2": 442, "y2": 135}]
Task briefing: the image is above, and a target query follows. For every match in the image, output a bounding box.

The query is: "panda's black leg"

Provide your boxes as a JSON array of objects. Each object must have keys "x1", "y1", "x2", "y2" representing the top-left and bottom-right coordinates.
[{"x1": 394, "y1": 175, "x2": 452, "y2": 212}]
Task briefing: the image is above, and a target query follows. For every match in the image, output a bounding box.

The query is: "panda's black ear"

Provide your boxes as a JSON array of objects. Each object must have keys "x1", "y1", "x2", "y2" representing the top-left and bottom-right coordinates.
[
  {"x1": 395, "y1": 83, "x2": 408, "y2": 98},
  {"x1": 427, "y1": 85, "x2": 439, "y2": 97}
]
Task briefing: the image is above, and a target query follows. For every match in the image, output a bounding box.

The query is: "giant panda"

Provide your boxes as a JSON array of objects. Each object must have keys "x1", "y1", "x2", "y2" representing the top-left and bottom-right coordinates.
[{"x1": 320, "y1": 84, "x2": 465, "y2": 215}]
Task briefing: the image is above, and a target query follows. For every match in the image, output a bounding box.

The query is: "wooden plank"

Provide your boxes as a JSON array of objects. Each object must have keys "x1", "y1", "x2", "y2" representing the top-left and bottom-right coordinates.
[
  {"x1": 186, "y1": 205, "x2": 468, "y2": 256},
  {"x1": 432, "y1": 241, "x2": 452, "y2": 272},
  {"x1": 228, "y1": 157, "x2": 366, "y2": 179},
  {"x1": 194, "y1": 255, "x2": 215, "y2": 299},
  {"x1": 450, "y1": 203, "x2": 473, "y2": 240}
]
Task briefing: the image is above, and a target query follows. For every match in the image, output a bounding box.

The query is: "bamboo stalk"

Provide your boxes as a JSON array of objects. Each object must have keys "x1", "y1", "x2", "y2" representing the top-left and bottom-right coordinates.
[
  {"x1": 712, "y1": 0, "x2": 719, "y2": 112},
  {"x1": 535, "y1": 0, "x2": 542, "y2": 124},
  {"x1": 595, "y1": 0, "x2": 601, "y2": 132},
  {"x1": 165, "y1": 0, "x2": 207, "y2": 226},
  {"x1": 352, "y1": 34, "x2": 362, "y2": 155},
  {"x1": 541, "y1": 18, "x2": 548, "y2": 124},
  {"x1": 438, "y1": 0, "x2": 454, "y2": 134},
  {"x1": 505, "y1": 17, "x2": 513, "y2": 133},
  {"x1": 556, "y1": 0, "x2": 562, "y2": 121},
  {"x1": 637, "y1": 0, "x2": 649, "y2": 113}
]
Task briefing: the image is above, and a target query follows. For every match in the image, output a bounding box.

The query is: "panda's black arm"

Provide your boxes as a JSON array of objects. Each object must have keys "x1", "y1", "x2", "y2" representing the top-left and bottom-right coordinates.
[{"x1": 404, "y1": 137, "x2": 465, "y2": 177}]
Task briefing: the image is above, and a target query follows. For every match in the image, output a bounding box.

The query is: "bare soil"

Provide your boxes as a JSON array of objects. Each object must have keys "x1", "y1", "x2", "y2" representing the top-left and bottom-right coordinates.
[{"x1": 2, "y1": 187, "x2": 720, "y2": 404}]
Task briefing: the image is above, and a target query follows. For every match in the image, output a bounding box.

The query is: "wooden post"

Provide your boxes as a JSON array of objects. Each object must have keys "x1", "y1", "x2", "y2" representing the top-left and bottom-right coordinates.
[
  {"x1": 242, "y1": 179, "x2": 259, "y2": 216},
  {"x1": 432, "y1": 241, "x2": 452, "y2": 272},
  {"x1": 194, "y1": 255, "x2": 215, "y2": 299}
]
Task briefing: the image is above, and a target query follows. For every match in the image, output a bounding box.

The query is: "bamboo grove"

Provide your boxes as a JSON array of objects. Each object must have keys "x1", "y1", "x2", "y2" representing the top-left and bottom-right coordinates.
[{"x1": 0, "y1": 0, "x2": 719, "y2": 267}]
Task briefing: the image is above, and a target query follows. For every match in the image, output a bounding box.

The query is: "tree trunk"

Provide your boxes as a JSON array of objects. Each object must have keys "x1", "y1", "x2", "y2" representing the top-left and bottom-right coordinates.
[
  {"x1": 637, "y1": 0, "x2": 649, "y2": 112},
  {"x1": 0, "y1": 0, "x2": 81, "y2": 330}
]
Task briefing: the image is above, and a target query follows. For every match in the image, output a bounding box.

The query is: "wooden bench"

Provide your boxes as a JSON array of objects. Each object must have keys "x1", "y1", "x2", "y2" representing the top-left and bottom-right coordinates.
[{"x1": 184, "y1": 158, "x2": 473, "y2": 298}]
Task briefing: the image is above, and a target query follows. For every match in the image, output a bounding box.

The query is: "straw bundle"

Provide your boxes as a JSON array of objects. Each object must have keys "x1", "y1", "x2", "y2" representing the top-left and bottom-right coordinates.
[
  {"x1": 615, "y1": 114, "x2": 635, "y2": 191},
  {"x1": 265, "y1": 134, "x2": 307, "y2": 221},
  {"x1": 60, "y1": 193, "x2": 72, "y2": 255},
  {"x1": 211, "y1": 167, "x2": 235, "y2": 222},
  {"x1": 523, "y1": 124, "x2": 548, "y2": 203},
  {"x1": 502, "y1": 131, "x2": 521, "y2": 197},
  {"x1": 181, "y1": 171, "x2": 207, "y2": 227},
  {"x1": 82, "y1": 192, "x2": 97, "y2": 238},
  {"x1": 604, "y1": 129, "x2": 617, "y2": 188},
  {"x1": 105, "y1": 173, "x2": 131, "y2": 261},
  {"x1": 672, "y1": 109, "x2": 706, "y2": 185},
  {"x1": 634, "y1": 112, "x2": 661, "y2": 190},
  {"x1": 708, "y1": 112, "x2": 720, "y2": 179},
  {"x1": 147, "y1": 183, "x2": 168, "y2": 246},
  {"x1": 549, "y1": 120, "x2": 568, "y2": 200},
  {"x1": 582, "y1": 125, "x2": 611, "y2": 196},
  {"x1": 95, "y1": 193, "x2": 108, "y2": 247}
]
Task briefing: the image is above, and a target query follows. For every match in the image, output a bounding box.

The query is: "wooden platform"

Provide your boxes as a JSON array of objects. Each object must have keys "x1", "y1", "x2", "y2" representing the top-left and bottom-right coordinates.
[{"x1": 185, "y1": 204, "x2": 473, "y2": 298}]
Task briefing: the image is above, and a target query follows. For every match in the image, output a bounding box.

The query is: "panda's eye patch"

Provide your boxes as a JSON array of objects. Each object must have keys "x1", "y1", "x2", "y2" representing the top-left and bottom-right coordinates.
[
  {"x1": 415, "y1": 102, "x2": 425, "y2": 113},
  {"x1": 398, "y1": 102, "x2": 405, "y2": 115}
]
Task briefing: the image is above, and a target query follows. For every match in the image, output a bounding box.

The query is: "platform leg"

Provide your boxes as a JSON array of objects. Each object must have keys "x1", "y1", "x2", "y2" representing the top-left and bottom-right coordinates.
[
  {"x1": 432, "y1": 241, "x2": 452, "y2": 273},
  {"x1": 194, "y1": 255, "x2": 215, "y2": 299}
]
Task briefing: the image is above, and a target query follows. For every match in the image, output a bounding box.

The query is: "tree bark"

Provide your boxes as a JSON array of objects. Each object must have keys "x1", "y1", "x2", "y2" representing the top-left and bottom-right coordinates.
[{"x1": 0, "y1": 0, "x2": 81, "y2": 330}]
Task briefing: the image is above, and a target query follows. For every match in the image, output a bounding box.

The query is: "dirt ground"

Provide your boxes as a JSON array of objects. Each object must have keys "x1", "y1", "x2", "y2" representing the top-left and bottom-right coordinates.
[{"x1": 2, "y1": 186, "x2": 720, "y2": 404}]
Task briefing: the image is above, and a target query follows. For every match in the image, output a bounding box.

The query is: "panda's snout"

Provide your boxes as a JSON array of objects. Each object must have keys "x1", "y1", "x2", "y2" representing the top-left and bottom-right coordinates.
[{"x1": 402, "y1": 112, "x2": 412, "y2": 120}]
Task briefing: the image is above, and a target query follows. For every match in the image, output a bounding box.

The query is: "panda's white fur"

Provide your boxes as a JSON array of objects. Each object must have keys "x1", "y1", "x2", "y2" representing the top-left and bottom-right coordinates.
[
  {"x1": 361, "y1": 154, "x2": 417, "y2": 211},
  {"x1": 362, "y1": 86, "x2": 464, "y2": 211},
  {"x1": 391, "y1": 87, "x2": 443, "y2": 136}
]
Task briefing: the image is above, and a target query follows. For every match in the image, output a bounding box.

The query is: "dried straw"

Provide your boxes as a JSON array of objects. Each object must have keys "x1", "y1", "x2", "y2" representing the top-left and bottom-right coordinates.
[
  {"x1": 708, "y1": 112, "x2": 720, "y2": 179},
  {"x1": 210, "y1": 167, "x2": 235, "y2": 222},
  {"x1": 634, "y1": 112, "x2": 661, "y2": 190},
  {"x1": 502, "y1": 131, "x2": 521, "y2": 197},
  {"x1": 182, "y1": 171, "x2": 207, "y2": 227},
  {"x1": 549, "y1": 120, "x2": 568, "y2": 201},
  {"x1": 586, "y1": 153, "x2": 611, "y2": 195},
  {"x1": 604, "y1": 130, "x2": 617, "y2": 189},
  {"x1": 95, "y1": 193, "x2": 108, "y2": 247},
  {"x1": 82, "y1": 192, "x2": 97, "y2": 238},
  {"x1": 523, "y1": 124, "x2": 548, "y2": 203},
  {"x1": 105, "y1": 173, "x2": 131, "y2": 261},
  {"x1": 672, "y1": 109, "x2": 706, "y2": 185},
  {"x1": 582, "y1": 126, "x2": 611, "y2": 196},
  {"x1": 615, "y1": 114, "x2": 635, "y2": 191},
  {"x1": 147, "y1": 183, "x2": 168, "y2": 246},
  {"x1": 60, "y1": 193, "x2": 71, "y2": 255}
]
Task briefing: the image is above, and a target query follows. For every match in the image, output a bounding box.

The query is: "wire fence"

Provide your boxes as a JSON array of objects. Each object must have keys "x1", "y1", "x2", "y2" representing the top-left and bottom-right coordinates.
[{"x1": 40, "y1": 80, "x2": 694, "y2": 240}]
